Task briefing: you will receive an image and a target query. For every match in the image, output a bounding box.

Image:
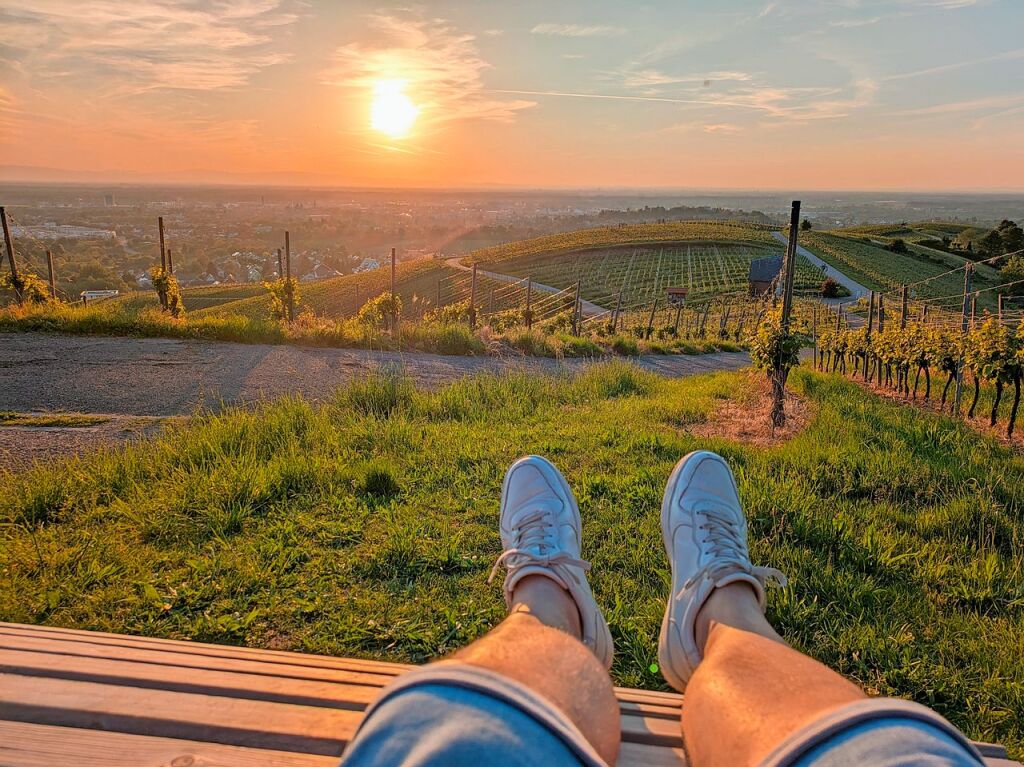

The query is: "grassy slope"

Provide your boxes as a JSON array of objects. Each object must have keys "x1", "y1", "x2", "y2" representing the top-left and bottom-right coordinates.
[
  {"x1": 115, "y1": 284, "x2": 266, "y2": 314},
  {"x1": 1, "y1": 364, "x2": 1021, "y2": 755},
  {"x1": 465, "y1": 222, "x2": 779, "y2": 265}
]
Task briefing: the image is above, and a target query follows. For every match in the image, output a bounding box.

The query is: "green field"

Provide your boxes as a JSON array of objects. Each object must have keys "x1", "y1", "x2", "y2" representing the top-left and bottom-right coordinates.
[
  {"x1": 466, "y1": 221, "x2": 780, "y2": 265},
  {"x1": 1, "y1": 364, "x2": 1021, "y2": 756},
  {"x1": 802, "y1": 231, "x2": 1003, "y2": 309},
  {"x1": 494, "y1": 242, "x2": 826, "y2": 309}
]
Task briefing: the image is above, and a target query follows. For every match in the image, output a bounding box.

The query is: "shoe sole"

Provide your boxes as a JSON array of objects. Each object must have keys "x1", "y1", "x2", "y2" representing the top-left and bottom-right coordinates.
[{"x1": 658, "y1": 450, "x2": 725, "y2": 692}]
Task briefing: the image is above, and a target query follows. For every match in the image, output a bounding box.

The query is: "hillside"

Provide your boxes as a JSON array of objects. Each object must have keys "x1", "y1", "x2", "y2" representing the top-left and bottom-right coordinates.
[
  {"x1": 802, "y1": 230, "x2": 1003, "y2": 308},
  {"x1": 1, "y1": 364, "x2": 1020, "y2": 755}
]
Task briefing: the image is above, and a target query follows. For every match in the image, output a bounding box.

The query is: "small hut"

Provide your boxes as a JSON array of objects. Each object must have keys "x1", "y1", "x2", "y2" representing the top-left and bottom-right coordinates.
[{"x1": 748, "y1": 256, "x2": 783, "y2": 297}]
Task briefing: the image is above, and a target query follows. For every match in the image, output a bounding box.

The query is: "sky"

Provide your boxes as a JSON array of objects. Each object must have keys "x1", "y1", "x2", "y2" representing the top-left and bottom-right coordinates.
[{"x1": 1, "y1": 0, "x2": 1023, "y2": 191}]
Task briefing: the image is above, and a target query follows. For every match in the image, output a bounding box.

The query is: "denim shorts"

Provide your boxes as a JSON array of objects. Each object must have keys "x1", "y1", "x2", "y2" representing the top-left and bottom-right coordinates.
[{"x1": 340, "y1": 662, "x2": 986, "y2": 767}]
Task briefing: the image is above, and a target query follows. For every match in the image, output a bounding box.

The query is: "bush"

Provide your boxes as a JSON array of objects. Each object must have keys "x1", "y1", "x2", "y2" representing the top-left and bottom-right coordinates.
[
  {"x1": 609, "y1": 335, "x2": 640, "y2": 356},
  {"x1": 821, "y1": 277, "x2": 841, "y2": 298},
  {"x1": 358, "y1": 292, "x2": 402, "y2": 327}
]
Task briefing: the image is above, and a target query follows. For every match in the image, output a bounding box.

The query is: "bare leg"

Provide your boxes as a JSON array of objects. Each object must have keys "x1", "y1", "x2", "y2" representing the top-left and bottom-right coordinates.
[
  {"x1": 453, "y1": 575, "x2": 621, "y2": 765},
  {"x1": 683, "y1": 583, "x2": 864, "y2": 767}
]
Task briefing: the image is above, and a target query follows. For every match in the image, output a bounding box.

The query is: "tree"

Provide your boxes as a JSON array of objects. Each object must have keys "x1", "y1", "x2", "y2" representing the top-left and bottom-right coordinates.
[
  {"x1": 1000, "y1": 254, "x2": 1024, "y2": 295},
  {"x1": 821, "y1": 277, "x2": 840, "y2": 298},
  {"x1": 800, "y1": 218, "x2": 812, "y2": 231},
  {"x1": 977, "y1": 230, "x2": 1005, "y2": 260},
  {"x1": 887, "y1": 238, "x2": 909, "y2": 254},
  {"x1": 997, "y1": 220, "x2": 1023, "y2": 254}
]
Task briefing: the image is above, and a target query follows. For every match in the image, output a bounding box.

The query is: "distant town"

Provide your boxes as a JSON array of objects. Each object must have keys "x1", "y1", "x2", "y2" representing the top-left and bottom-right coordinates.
[{"x1": 1, "y1": 183, "x2": 1021, "y2": 300}]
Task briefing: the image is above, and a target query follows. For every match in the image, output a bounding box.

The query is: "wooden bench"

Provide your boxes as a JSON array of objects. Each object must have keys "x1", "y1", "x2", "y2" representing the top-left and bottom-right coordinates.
[{"x1": 0, "y1": 621, "x2": 1016, "y2": 766}]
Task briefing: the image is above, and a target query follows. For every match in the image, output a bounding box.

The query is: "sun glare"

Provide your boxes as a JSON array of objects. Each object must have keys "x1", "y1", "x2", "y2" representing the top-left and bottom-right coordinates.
[{"x1": 370, "y1": 79, "x2": 418, "y2": 139}]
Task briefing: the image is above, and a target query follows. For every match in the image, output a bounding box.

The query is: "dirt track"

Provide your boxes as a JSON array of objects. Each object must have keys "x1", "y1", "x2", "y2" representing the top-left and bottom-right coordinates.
[{"x1": 1, "y1": 332, "x2": 751, "y2": 416}]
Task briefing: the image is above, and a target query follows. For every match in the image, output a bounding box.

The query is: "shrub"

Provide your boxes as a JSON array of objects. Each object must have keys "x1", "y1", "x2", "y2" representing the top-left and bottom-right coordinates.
[
  {"x1": 609, "y1": 335, "x2": 640, "y2": 356},
  {"x1": 358, "y1": 292, "x2": 402, "y2": 327},
  {"x1": 821, "y1": 277, "x2": 841, "y2": 298}
]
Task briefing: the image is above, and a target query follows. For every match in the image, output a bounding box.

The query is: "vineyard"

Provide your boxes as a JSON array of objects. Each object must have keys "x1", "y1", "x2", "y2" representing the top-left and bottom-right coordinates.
[
  {"x1": 493, "y1": 242, "x2": 825, "y2": 308},
  {"x1": 801, "y1": 231, "x2": 1002, "y2": 307},
  {"x1": 817, "y1": 308, "x2": 1024, "y2": 437},
  {"x1": 465, "y1": 221, "x2": 780, "y2": 265}
]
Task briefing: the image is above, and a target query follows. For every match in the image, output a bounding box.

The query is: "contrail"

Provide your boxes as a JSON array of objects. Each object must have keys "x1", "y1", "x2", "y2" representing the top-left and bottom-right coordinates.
[{"x1": 489, "y1": 89, "x2": 767, "y2": 111}]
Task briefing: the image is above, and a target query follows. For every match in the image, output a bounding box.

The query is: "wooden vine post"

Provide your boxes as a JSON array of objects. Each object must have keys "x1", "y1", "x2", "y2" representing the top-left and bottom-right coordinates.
[
  {"x1": 953, "y1": 265, "x2": 973, "y2": 414},
  {"x1": 900, "y1": 285, "x2": 909, "y2": 329},
  {"x1": 573, "y1": 280, "x2": 582, "y2": 335},
  {"x1": 770, "y1": 200, "x2": 801, "y2": 429},
  {"x1": 46, "y1": 250, "x2": 56, "y2": 299},
  {"x1": 0, "y1": 207, "x2": 22, "y2": 303},
  {"x1": 864, "y1": 291, "x2": 875, "y2": 382},
  {"x1": 277, "y1": 248, "x2": 284, "y2": 279},
  {"x1": 390, "y1": 247, "x2": 398, "y2": 336},
  {"x1": 525, "y1": 277, "x2": 533, "y2": 329},
  {"x1": 284, "y1": 230, "x2": 294, "y2": 323},
  {"x1": 877, "y1": 293, "x2": 885, "y2": 386},
  {"x1": 158, "y1": 216, "x2": 167, "y2": 272},
  {"x1": 469, "y1": 263, "x2": 478, "y2": 329}
]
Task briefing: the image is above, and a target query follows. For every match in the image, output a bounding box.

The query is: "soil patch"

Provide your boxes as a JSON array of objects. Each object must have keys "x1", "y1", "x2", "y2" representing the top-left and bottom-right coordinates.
[{"x1": 691, "y1": 374, "x2": 812, "y2": 447}]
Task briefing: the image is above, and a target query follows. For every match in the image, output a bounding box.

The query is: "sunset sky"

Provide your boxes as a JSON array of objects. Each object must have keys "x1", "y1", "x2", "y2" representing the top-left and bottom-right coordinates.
[{"x1": 1, "y1": 0, "x2": 1022, "y2": 190}]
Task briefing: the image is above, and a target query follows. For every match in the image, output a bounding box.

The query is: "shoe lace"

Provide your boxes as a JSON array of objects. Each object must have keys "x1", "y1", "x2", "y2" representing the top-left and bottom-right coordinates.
[
  {"x1": 488, "y1": 506, "x2": 590, "y2": 585},
  {"x1": 680, "y1": 502, "x2": 787, "y2": 594}
]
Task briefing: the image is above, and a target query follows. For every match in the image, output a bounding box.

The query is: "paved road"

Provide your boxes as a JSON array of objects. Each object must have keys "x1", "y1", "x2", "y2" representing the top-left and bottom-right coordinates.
[
  {"x1": 773, "y1": 231, "x2": 870, "y2": 301},
  {"x1": 445, "y1": 257, "x2": 608, "y2": 318},
  {"x1": 0, "y1": 333, "x2": 751, "y2": 416}
]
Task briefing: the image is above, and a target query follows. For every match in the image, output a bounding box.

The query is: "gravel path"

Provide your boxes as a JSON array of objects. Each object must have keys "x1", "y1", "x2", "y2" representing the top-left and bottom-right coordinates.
[
  {"x1": 0, "y1": 333, "x2": 751, "y2": 417},
  {"x1": 772, "y1": 231, "x2": 870, "y2": 300}
]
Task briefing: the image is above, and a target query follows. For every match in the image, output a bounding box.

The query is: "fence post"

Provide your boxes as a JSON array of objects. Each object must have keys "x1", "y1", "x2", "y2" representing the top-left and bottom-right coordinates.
[
  {"x1": 285, "y1": 230, "x2": 294, "y2": 322},
  {"x1": 470, "y1": 263, "x2": 477, "y2": 329},
  {"x1": 970, "y1": 292, "x2": 977, "y2": 328},
  {"x1": 953, "y1": 265, "x2": 973, "y2": 414},
  {"x1": 0, "y1": 207, "x2": 22, "y2": 303},
  {"x1": 877, "y1": 294, "x2": 885, "y2": 385},
  {"x1": 645, "y1": 296, "x2": 658, "y2": 339},
  {"x1": 46, "y1": 249, "x2": 56, "y2": 299},
  {"x1": 812, "y1": 304, "x2": 818, "y2": 368},
  {"x1": 277, "y1": 248, "x2": 283, "y2": 278},
  {"x1": 900, "y1": 285, "x2": 908, "y2": 329},
  {"x1": 158, "y1": 216, "x2": 166, "y2": 271},
  {"x1": 167, "y1": 248, "x2": 174, "y2": 275},
  {"x1": 573, "y1": 280, "x2": 582, "y2": 335},
  {"x1": 998, "y1": 293, "x2": 1003, "y2": 323},
  {"x1": 674, "y1": 304, "x2": 683, "y2": 335},
  {"x1": 390, "y1": 247, "x2": 397, "y2": 331},
  {"x1": 525, "y1": 277, "x2": 532, "y2": 329},
  {"x1": 613, "y1": 288, "x2": 623, "y2": 333},
  {"x1": 864, "y1": 291, "x2": 875, "y2": 382},
  {"x1": 780, "y1": 202, "x2": 800, "y2": 332}
]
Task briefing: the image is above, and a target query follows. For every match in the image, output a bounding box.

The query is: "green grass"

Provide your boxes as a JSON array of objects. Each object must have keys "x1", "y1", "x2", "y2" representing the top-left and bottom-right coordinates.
[
  {"x1": 0, "y1": 411, "x2": 110, "y2": 428},
  {"x1": 0, "y1": 364, "x2": 1021, "y2": 755}
]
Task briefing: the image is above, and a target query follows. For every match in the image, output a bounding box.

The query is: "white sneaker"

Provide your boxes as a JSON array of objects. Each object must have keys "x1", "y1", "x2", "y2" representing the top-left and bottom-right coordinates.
[
  {"x1": 488, "y1": 455, "x2": 614, "y2": 668},
  {"x1": 658, "y1": 451, "x2": 786, "y2": 691}
]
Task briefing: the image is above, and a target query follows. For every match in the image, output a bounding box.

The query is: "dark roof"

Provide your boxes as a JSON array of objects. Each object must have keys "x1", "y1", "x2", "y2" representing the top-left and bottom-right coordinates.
[{"x1": 749, "y1": 255, "x2": 783, "y2": 283}]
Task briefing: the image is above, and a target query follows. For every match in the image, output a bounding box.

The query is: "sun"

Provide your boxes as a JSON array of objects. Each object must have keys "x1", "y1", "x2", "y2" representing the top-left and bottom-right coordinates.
[{"x1": 370, "y1": 80, "x2": 419, "y2": 139}]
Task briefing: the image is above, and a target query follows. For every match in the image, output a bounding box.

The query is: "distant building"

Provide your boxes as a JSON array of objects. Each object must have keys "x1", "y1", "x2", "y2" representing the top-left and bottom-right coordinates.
[
  {"x1": 80, "y1": 289, "x2": 119, "y2": 303},
  {"x1": 665, "y1": 287, "x2": 689, "y2": 306},
  {"x1": 354, "y1": 258, "x2": 381, "y2": 273},
  {"x1": 748, "y1": 256, "x2": 783, "y2": 296},
  {"x1": 301, "y1": 263, "x2": 343, "y2": 282},
  {"x1": 104, "y1": 194, "x2": 115, "y2": 207},
  {"x1": 11, "y1": 224, "x2": 116, "y2": 240}
]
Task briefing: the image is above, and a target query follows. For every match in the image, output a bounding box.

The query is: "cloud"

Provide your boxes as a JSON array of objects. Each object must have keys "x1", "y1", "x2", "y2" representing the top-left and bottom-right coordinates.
[
  {"x1": 325, "y1": 12, "x2": 535, "y2": 127},
  {"x1": 0, "y1": 1, "x2": 300, "y2": 93},
  {"x1": 530, "y1": 23, "x2": 625, "y2": 37},
  {"x1": 883, "y1": 48, "x2": 1024, "y2": 81},
  {"x1": 703, "y1": 123, "x2": 741, "y2": 134}
]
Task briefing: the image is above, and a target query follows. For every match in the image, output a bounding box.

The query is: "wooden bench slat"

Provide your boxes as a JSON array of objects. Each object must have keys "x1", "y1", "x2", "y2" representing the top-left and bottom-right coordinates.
[
  {"x1": 0, "y1": 673, "x2": 356, "y2": 756},
  {"x1": 0, "y1": 721, "x2": 337, "y2": 767},
  {"x1": 0, "y1": 624, "x2": 410, "y2": 676}
]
